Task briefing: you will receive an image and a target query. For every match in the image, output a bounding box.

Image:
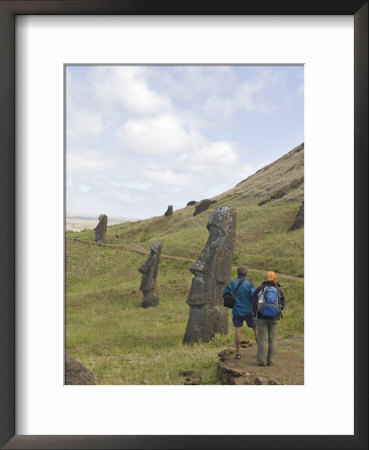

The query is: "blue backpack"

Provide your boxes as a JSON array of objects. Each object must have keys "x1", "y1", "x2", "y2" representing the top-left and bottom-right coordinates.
[{"x1": 257, "y1": 285, "x2": 280, "y2": 317}]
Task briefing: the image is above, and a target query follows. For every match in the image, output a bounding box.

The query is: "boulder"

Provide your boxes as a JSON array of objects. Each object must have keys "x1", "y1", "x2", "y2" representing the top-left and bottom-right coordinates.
[{"x1": 65, "y1": 357, "x2": 97, "y2": 385}]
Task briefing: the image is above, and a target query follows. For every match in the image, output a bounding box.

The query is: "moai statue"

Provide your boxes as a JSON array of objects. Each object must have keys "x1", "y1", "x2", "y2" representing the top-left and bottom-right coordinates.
[
  {"x1": 193, "y1": 199, "x2": 216, "y2": 216},
  {"x1": 94, "y1": 214, "x2": 107, "y2": 242},
  {"x1": 165, "y1": 205, "x2": 173, "y2": 216},
  {"x1": 138, "y1": 241, "x2": 162, "y2": 308},
  {"x1": 183, "y1": 206, "x2": 236, "y2": 344},
  {"x1": 288, "y1": 201, "x2": 304, "y2": 232}
]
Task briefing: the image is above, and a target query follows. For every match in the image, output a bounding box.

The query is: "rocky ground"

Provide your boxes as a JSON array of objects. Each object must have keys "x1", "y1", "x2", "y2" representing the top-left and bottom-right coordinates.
[{"x1": 217, "y1": 335, "x2": 304, "y2": 385}]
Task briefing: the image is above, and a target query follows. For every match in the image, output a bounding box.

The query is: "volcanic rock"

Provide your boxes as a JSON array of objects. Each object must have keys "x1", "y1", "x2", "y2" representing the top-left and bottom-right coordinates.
[
  {"x1": 193, "y1": 199, "x2": 217, "y2": 216},
  {"x1": 183, "y1": 206, "x2": 236, "y2": 344},
  {"x1": 138, "y1": 241, "x2": 162, "y2": 308},
  {"x1": 65, "y1": 357, "x2": 97, "y2": 385}
]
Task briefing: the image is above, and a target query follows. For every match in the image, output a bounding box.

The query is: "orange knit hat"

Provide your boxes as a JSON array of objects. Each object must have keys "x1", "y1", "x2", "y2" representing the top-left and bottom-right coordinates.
[{"x1": 266, "y1": 271, "x2": 277, "y2": 282}]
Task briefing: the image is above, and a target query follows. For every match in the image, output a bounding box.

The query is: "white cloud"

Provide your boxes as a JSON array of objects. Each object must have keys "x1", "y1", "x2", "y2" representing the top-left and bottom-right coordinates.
[
  {"x1": 202, "y1": 69, "x2": 284, "y2": 119},
  {"x1": 179, "y1": 141, "x2": 238, "y2": 171},
  {"x1": 235, "y1": 70, "x2": 282, "y2": 113},
  {"x1": 66, "y1": 66, "x2": 174, "y2": 146},
  {"x1": 146, "y1": 65, "x2": 236, "y2": 103},
  {"x1": 144, "y1": 168, "x2": 190, "y2": 187},
  {"x1": 91, "y1": 66, "x2": 173, "y2": 116},
  {"x1": 67, "y1": 103, "x2": 105, "y2": 141},
  {"x1": 203, "y1": 96, "x2": 234, "y2": 119},
  {"x1": 66, "y1": 65, "x2": 304, "y2": 219},
  {"x1": 110, "y1": 181, "x2": 152, "y2": 191},
  {"x1": 77, "y1": 184, "x2": 91, "y2": 194},
  {"x1": 143, "y1": 140, "x2": 253, "y2": 194},
  {"x1": 116, "y1": 114, "x2": 204, "y2": 155},
  {"x1": 67, "y1": 151, "x2": 120, "y2": 175}
]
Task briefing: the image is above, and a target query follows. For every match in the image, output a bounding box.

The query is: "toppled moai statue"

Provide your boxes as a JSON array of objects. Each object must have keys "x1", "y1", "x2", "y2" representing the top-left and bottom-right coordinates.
[
  {"x1": 288, "y1": 201, "x2": 304, "y2": 232},
  {"x1": 164, "y1": 205, "x2": 173, "y2": 216},
  {"x1": 94, "y1": 214, "x2": 107, "y2": 242},
  {"x1": 138, "y1": 241, "x2": 162, "y2": 308},
  {"x1": 187, "y1": 200, "x2": 198, "y2": 207},
  {"x1": 193, "y1": 199, "x2": 217, "y2": 216},
  {"x1": 183, "y1": 206, "x2": 236, "y2": 344}
]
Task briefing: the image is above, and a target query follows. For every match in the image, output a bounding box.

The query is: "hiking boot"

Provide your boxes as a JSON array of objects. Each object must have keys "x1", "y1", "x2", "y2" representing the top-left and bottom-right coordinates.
[
  {"x1": 267, "y1": 362, "x2": 274, "y2": 366},
  {"x1": 258, "y1": 362, "x2": 266, "y2": 367}
]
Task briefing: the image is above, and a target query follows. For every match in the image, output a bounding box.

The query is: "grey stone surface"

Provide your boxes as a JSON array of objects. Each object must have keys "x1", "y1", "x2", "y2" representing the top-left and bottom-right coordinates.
[
  {"x1": 164, "y1": 205, "x2": 173, "y2": 216},
  {"x1": 187, "y1": 200, "x2": 198, "y2": 207},
  {"x1": 183, "y1": 206, "x2": 236, "y2": 344},
  {"x1": 138, "y1": 241, "x2": 162, "y2": 308},
  {"x1": 94, "y1": 214, "x2": 108, "y2": 242},
  {"x1": 288, "y1": 201, "x2": 304, "y2": 232},
  {"x1": 65, "y1": 357, "x2": 97, "y2": 385},
  {"x1": 193, "y1": 199, "x2": 217, "y2": 216}
]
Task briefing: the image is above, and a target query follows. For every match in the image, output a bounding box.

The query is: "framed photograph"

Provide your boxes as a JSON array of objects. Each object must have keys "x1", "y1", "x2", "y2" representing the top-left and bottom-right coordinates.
[{"x1": 1, "y1": 1, "x2": 367, "y2": 449}]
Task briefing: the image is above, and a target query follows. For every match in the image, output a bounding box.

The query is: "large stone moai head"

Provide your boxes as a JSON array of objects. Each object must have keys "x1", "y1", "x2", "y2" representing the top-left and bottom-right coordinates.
[
  {"x1": 138, "y1": 241, "x2": 162, "y2": 308},
  {"x1": 183, "y1": 206, "x2": 236, "y2": 344},
  {"x1": 94, "y1": 214, "x2": 108, "y2": 242}
]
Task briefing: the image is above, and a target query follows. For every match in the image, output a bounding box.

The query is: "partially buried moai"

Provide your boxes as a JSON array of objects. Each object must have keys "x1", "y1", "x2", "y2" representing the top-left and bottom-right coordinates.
[
  {"x1": 94, "y1": 214, "x2": 107, "y2": 242},
  {"x1": 138, "y1": 241, "x2": 162, "y2": 308},
  {"x1": 183, "y1": 206, "x2": 236, "y2": 344}
]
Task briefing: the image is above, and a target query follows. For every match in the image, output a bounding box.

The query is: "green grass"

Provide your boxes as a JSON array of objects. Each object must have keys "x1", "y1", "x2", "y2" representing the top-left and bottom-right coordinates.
[
  {"x1": 66, "y1": 145, "x2": 304, "y2": 384},
  {"x1": 66, "y1": 239, "x2": 304, "y2": 385},
  {"x1": 68, "y1": 198, "x2": 304, "y2": 277}
]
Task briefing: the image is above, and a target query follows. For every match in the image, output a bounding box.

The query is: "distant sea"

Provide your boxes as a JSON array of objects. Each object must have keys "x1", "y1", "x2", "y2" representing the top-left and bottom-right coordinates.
[{"x1": 66, "y1": 213, "x2": 138, "y2": 232}]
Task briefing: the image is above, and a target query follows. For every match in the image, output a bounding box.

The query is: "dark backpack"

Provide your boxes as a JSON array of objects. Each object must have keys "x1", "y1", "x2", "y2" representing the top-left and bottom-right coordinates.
[
  {"x1": 223, "y1": 279, "x2": 244, "y2": 309},
  {"x1": 257, "y1": 285, "x2": 280, "y2": 317}
]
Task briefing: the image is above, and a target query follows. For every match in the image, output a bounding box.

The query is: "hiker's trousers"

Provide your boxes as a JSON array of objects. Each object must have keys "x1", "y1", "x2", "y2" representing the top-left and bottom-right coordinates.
[{"x1": 257, "y1": 319, "x2": 278, "y2": 364}]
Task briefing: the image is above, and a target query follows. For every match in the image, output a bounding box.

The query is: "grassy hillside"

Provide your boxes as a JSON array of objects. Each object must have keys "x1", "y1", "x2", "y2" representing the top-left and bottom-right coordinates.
[
  {"x1": 66, "y1": 143, "x2": 304, "y2": 384},
  {"x1": 68, "y1": 143, "x2": 304, "y2": 278},
  {"x1": 66, "y1": 240, "x2": 303, "y2": 385}
]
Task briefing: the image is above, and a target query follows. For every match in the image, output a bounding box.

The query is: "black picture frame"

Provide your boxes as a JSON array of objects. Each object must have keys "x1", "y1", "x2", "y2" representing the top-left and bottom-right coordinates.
[{"x1": 0, "y1": 1, "x2": 367, "y2": 449}]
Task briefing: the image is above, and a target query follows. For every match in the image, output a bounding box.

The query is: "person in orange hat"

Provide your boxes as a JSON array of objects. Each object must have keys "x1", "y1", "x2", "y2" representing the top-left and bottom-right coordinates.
[{"x1": 252, "y1": 271, "x2": 285, "y2": 367}]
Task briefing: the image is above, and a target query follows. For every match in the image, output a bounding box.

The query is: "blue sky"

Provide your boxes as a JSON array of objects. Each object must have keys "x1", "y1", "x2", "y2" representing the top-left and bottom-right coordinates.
[{"x1": 66, "y1": 65, "x2": 303, "y2": 219}]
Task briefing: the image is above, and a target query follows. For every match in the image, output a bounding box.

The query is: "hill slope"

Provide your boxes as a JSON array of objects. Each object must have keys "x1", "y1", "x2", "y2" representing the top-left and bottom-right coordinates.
[
  {"x1": 68, "y1": 143, "x2": 304, "y2": 277},
  {"x1": 66, "y1": 239, "x2": 303, "y2": 385},
  {"x1": 66, "y1": 143, "x2": 304, "y2": 385}
]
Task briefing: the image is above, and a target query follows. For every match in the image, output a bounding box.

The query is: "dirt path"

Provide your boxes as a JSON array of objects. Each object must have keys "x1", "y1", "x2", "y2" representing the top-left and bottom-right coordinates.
[
  {"x1": 124, "y1": 242, "x2": 196, "y2": 262},
  {"x1": 68, "y1": 238, "x2": 304, "y2": 281},
  {"x1": 217, "y1": 335, "x2": 304, "y2": 385},
  {"x1": 123, "y1": 243, "x2": 304, "y2": 281}
]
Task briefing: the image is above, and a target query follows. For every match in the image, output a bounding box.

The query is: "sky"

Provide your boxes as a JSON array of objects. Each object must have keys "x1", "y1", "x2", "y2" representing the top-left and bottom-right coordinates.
[{"x1": 66, "y1": 65, "x2": 304, "y2": 220}]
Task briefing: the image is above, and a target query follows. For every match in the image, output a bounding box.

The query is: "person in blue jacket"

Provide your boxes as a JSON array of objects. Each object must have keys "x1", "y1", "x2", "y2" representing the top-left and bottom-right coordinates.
[{"x1": 223, "y1": 266, "x2": 257, "y2": 359}]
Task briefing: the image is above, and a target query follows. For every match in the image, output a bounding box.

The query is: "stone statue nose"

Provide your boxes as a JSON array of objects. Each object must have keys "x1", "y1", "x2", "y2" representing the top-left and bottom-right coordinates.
[{"x1": 190, "y1": 261, "x2": 205, "y2": 274}]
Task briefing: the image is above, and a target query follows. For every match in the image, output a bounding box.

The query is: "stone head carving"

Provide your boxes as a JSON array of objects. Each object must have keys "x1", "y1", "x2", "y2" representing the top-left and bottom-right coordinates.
[
  {"x1": 94, "y1": 214, "x2": 108, "y2": 242},
  {"x1": 183, "y1": 206, "x2": 236, "y2": 343},
  {"x1": 187, "y1": 206, "x2": 236, "y2": 306},
  {"x1": 138, "y1": 242, "x2": 162, "y2": 292}
]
